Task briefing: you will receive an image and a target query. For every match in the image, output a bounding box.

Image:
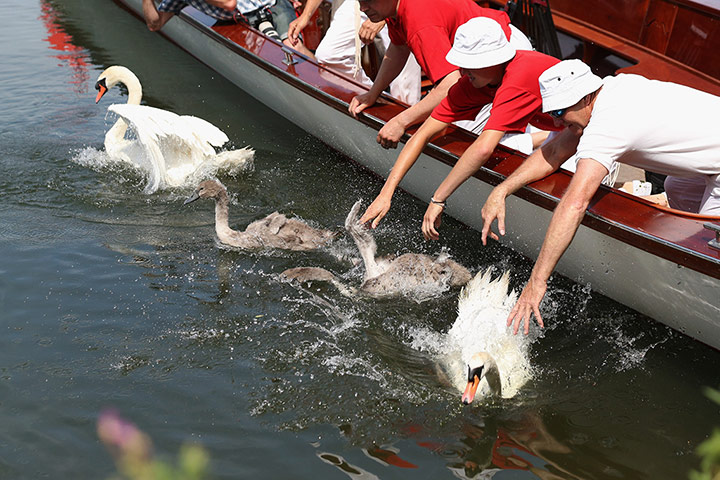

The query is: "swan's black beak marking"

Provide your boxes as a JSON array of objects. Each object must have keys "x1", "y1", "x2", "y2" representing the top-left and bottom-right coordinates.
[
  {"x1": 95, "y1": 78, "x2": 107, "y2": 104},
  {"x1": 183, "y1": 191, "x2": 201, "y2": 205},
  {"x1": 462, "y1": 364, "x2": 484, "y2": 405}
]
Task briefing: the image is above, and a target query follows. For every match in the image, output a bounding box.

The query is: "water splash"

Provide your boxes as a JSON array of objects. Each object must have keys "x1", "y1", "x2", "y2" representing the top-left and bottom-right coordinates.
[{"x1": 71, "y1": 144, "x2": 254, "y2": 193}]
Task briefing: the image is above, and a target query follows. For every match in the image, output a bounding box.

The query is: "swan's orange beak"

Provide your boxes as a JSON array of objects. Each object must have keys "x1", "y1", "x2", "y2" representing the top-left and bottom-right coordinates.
[
  {"x1": 462, "y1": 375, "x2": 480, "y2": 405},
  {"x1": 95, "y1": 78, "x2": 107, "y2": 104}
]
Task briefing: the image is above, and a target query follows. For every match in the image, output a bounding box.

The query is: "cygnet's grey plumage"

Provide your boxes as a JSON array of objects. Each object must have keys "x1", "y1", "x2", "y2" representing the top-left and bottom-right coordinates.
[
  {"x1": 185, "y1": 180, "x2": 337, "y2": 251},
  {"x1": 282, "y1": 200, "x2": 471, "y2": 298}
]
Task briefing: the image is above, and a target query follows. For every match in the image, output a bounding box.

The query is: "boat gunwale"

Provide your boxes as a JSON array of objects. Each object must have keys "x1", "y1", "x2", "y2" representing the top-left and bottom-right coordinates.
[{"x1": 115, "y1": 1, "x2": 720, "y2": 280}]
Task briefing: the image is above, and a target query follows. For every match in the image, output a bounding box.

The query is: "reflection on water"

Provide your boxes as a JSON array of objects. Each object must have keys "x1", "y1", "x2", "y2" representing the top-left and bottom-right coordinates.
[{"x1": 0, "y1": 0, "x2": 718, "y2": 479}]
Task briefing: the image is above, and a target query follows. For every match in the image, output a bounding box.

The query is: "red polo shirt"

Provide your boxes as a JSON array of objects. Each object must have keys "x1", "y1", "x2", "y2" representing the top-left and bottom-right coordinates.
[
  {"x1": 386, "y1": 0, "x2": 512, "y2": 84},
  {"x1": 431, "y1": 50, "x2": 563, "y2": 133}
]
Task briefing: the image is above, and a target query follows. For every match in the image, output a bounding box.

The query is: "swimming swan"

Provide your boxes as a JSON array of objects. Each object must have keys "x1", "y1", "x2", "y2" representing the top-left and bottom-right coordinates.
[
  {"x1": 95, "y1": 65, "x2": 253, "y2": 193},
  {"x1": 445, "y1": 269, "x2": 535, "y2": 403},
  {"x1": 282, "y1": 200, "x2": 471, "y2": 299},
  {"x1": 184, "y1": 179, "x2": 337, "y2": 251}
]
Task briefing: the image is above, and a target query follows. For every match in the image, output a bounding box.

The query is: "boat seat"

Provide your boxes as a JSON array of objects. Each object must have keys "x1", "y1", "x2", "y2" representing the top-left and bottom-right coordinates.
[{"x1": 550, "y1": 11, "x2": 720, "y2": 96}]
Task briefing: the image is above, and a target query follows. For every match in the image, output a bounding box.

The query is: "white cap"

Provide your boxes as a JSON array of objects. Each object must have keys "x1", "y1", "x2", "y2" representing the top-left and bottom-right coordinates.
[
  {"x1": 445, "y1": 17, "x2": 516, "y2": 69},
  {"x1": 539, "y1": 59, "x2": 603, "y2": 112}
]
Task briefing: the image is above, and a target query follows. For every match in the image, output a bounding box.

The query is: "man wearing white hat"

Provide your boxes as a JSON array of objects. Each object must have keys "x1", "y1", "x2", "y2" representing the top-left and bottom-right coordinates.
[
  {"x1": 359, "y1": 17, "x2": 560, "y2": 229},
  {"x1": 480, "y1": 58, "x2": 720, "y2": 335},
  {"x1": 347, "y1": 0, "x2": 532, "y2": 150}
]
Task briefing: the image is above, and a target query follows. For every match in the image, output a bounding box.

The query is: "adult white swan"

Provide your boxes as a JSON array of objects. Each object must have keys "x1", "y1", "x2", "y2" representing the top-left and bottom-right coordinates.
[
  {"x1": 411, "y1": 269, "x2": 536, "y2": 403},
  {"x1": 95, "y1": 65, "x2": 253, "y2": 193},
  {"x1": 448, "y1": 269, "x2": 536, "y2": 403}
]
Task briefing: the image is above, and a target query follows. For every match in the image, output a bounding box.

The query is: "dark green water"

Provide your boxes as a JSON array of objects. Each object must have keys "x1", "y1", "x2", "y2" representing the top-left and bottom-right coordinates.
[{"x1": 0, "y1": 0, "x2": 718, "y2": 478}]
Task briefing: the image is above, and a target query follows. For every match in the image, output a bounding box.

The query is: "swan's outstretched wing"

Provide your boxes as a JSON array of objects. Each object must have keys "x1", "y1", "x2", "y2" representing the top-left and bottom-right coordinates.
[
  {"x1": 345, "y1": 200, "x2": 382, "y2": 279},
  {"x1": 108, "y1": 104, "x2": 228, "y2": 155}
]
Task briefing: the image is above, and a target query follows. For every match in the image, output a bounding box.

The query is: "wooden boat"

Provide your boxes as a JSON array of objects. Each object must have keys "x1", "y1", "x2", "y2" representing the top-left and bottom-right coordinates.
[{"x1": 113, "y1": 0, "x2": 720, "y2": 349}]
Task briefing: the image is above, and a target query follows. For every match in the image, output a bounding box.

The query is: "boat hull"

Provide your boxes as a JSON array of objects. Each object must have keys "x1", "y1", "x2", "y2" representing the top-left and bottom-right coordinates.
[{"x1": 116, "y1": 0, "x2": 720, "y2": 349}]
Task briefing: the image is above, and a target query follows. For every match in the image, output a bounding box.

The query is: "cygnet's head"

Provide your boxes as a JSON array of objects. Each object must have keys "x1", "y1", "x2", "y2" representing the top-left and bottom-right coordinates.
[
  {"x1": 94, "y1": 65, "x2": 137, "y2": 103},
  {"x1": 184, "y1": 180, "x2": 227, "y2": 205},
  {"x1": 434, "y1": 257, "x2": 472, "y2": 287},
  {"x1": 462, "y1": 352, "x2": 495, "y2": 405}
]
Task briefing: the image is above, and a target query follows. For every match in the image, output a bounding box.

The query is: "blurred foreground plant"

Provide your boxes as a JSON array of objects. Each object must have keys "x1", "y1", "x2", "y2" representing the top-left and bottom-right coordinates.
[
  {"x1": 98, "y1": 409, "x2": 209, "y2": 480},
  {"x1": 690, "y1": 387, "x2": 720, "y2": 480}
]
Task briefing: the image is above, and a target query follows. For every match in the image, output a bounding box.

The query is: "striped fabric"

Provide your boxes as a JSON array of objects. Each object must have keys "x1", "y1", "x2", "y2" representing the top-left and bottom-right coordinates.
[{"x1": 157, "y1": 0, "x2": 275, "y2": 18}]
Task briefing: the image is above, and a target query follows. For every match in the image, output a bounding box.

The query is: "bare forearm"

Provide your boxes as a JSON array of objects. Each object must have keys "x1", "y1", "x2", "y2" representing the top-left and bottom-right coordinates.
[
  {"x1": 494, "y1": 129, "x2": 577, "y2": 199},
  {"x1": 295, "y1": 0, "x2": 323, "y2": 22},
  {"x1": 368, "y1": 45, "x2": 410, "y2": 97},
  {"x1": 379, "y1": 119, "x2": 447, "y2": 197},
  {"x1": 432, "y1": 129, "x2": 503, "y2": 202},
  {"x1": 531, "y1": 199, "x2": 586, "y2": 284},
  {"x1": 142, "y1": 0, "x2": 173, "y2": 30},
  {"x1": 529, "y1": 158, "x2": 607, "y2": 284},
  {"x1": 392, "y1": 71, "x2": 460, "y2": 132}
]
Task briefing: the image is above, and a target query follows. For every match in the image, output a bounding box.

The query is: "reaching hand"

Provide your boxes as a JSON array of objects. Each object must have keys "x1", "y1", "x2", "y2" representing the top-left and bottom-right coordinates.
[
  {"x1": 422, "y1": 203, "x2": 444, "y2": 240},
  {"x1": 506, "y1": 278, "x2": 546, "y2": 335},
  {"x1": 359, "y1": 194, "x2": 391, "y2": 229},
  {"x1": 358, "y1": 19, "x2": 385, "y2": 45},
  {"x1": 287, "y1": 16, "x2": 309, "y2": 45},
  {"x1": 349, "y1": 91, "x2": 378, "y2": 118},
  {"x1": 480, "y1": 190, "x2": 507, "y2": 245},
  {"x1": 377, "y1": 117, "x2": 405, "y2": 149}
]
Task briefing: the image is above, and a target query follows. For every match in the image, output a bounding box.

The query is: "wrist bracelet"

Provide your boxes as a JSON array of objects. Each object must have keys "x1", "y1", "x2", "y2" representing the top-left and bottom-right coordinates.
[{"x1": 430, "y1": 197, "x2": 446, "y2": 208}]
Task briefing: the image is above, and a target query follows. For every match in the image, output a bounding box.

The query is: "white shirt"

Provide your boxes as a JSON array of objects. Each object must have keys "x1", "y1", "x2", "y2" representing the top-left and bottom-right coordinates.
[{"x1": 575, "y1": 74, "x2": 720, "y2": 178}]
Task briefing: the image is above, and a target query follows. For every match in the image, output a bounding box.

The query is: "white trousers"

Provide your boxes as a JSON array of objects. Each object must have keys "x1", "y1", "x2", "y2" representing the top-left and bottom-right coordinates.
[
  {"x1": 315, "y1": 0, "x2": 422, "y2": 105},
  {"x1": 665, "y1": 174, "x2": 720, "y2": 215}
]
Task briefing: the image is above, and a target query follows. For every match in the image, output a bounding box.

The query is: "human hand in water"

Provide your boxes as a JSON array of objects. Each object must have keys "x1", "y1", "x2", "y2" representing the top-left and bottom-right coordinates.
[
  {"x1": 349, "y1": 91, "x2": 379, "y2": 118},
  {"x1": 422, "y1": 202, "x2": 444, "y2": 240},
  {"x1": 359, "y1": 193, "x2": 392, "y2": 228},
  {"x1": 506, "y1": 277, "x2": 546, "y2": 335},
  {"x1": 358, "y1": 19, "x2": 385, "y2": 44}
]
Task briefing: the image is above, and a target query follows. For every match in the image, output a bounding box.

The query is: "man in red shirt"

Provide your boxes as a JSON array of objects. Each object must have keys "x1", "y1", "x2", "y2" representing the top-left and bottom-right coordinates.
[
  {"x1": 358, "y1": 17, "x2": 561, "y2": 230},
  {"x1": 349, "y1": 0, "x2": 531, "y2": 149}
]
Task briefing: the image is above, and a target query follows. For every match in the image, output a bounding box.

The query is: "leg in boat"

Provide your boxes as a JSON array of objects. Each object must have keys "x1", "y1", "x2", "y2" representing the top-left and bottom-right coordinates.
[{"x1": 664, "y1": 175, "x2": 706, "y2": 213}]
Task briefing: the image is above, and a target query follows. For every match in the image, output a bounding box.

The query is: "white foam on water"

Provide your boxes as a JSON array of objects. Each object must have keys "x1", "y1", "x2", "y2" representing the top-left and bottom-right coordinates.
[
  {"x1": 71, "y1": 144, "x2": 254, "y2": 193},
  {"x1": 410, "y1": 269, "x2": 536, "y2": 399}
]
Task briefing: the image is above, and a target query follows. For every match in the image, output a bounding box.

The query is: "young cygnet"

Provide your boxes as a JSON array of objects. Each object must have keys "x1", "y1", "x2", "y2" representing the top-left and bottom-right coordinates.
[
  {"x1": 184, "y1": 180, "x2": 337, "y2": 251},
  {"x1": 282, "y1": 200, "x2": 471, "y2": 299}
]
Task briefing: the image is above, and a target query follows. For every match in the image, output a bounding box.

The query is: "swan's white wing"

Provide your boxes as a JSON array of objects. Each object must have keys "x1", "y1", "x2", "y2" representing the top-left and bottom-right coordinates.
[
  {"x1": 108, "y1": 104, "x2": 227, "y2": 155},
  {"x1": 179, "y1": 114, "x2": 229, "y2": 147},
  {"x1": 108, "y1": 104, "x2": 233, "y2": 192}
]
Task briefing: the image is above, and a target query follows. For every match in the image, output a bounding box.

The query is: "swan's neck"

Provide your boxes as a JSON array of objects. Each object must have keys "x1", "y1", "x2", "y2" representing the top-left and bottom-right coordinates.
[
  {"x1": 124, "y1": 75, "x2": 142, "y2": 106},
  {"x1": 106, "y1": 70, "x2": 143, "y2": 145},
  {"x1": 483, "y1": 360, "x2": 502, "y2": 397},
  {"x1": 213, "y1": 191, "x2": 237, "y2": 242}
]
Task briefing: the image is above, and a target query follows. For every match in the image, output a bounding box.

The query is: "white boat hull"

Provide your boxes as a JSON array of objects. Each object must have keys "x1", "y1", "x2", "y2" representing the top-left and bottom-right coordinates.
[{"x1": 119, "y1": 0, "x2": 720, "y2": 349}]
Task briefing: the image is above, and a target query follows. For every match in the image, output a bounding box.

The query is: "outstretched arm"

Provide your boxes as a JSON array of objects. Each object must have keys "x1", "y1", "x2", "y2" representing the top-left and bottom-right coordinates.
[
  {"x1": 421, "y1": 128, "x2": 505, "y2": 240},
  {"x1": 507, "y1": 158, "x2": 608, "y2": 335},
  {"x1": 142, "y1": 0, "x2": 175, "y2": 31},
  {"x1": 375, "y1": 70, "x2": 462, "y2": 149},
  {"x1": 480, "y1": 128, "x2": 578, "y2": 245},
  {"x1": 360, "y1": 117, "x2": 448, "y2": 228},
  {"x1": 349, "y1": 43, "x2": 411, "y2": 118}
]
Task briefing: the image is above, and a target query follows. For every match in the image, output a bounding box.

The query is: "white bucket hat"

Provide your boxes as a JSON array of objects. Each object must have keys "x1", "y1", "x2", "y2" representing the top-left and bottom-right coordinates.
[
  {"x1": 445, "y1": 17, "x2": 516, "y2": 69},
  {"x1": 539, "y1": 59, "x2": 603, "y2": 112}
]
